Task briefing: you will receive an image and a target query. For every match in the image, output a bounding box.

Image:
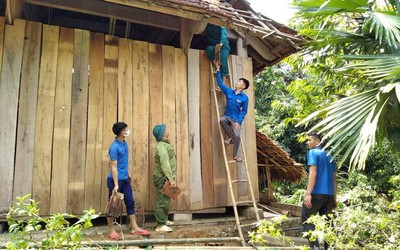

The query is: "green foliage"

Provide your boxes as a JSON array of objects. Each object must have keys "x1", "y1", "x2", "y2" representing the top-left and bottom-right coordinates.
[
  {"x1": 248, "y1": 215, "x2": 293, "y2": 247},
  {"x1": 6, "y1": 195, "x2": 99, "y2": 249},
  {"x1": 389, "y1": 174, "x2": 400, "y2": 210},
  {"x1": 300, "y1": 171, "x2": 400, "y2": 249},
  {"x1": 288, "y1": 0, "x2": 400, "y2": 169},
  {"x1": 254, "y1": 64, "x2": 308, "y2": 163}
]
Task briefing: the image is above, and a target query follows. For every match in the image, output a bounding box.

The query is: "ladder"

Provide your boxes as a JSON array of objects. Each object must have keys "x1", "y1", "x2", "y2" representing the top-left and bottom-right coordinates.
[{"x1": 209, "y1": 62, "x2": 260, "y2": 246}]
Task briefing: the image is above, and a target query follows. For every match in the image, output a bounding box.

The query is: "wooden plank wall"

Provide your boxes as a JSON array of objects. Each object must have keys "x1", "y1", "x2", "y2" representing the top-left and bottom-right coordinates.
[{"x1": 0, "y1": 18, "x2": 258, "y2": 215}]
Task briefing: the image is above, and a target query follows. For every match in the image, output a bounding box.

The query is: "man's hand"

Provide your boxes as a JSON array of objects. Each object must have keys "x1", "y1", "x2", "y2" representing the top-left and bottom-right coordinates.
[
  {"x1": 113, "y1": 185, "x2": 119, "y2": 194},
  {"x1": 233, "y1": 122, "x2": 240, "y2": 129},
  {"x1": 215, "y1": 43, "x2": 222, "y2": 52},
  {"x1": 129, "y1": 175, "x2": 133, "y2": 185},
  {"x1": 170, "y1": 180, "x2": 176, "y2": 188},
  {"x1": 304, "y1": 193, "x2": 312, "y2": 208}
]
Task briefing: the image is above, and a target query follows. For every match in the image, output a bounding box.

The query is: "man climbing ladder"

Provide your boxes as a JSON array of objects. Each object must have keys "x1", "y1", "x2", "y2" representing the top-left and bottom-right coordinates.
[
  {"x1": 212, "y1": 61, "x2": 260, "y2": 246},
  {"x1": 215, "y1": 64, "x2": 250, "y2": 162}
]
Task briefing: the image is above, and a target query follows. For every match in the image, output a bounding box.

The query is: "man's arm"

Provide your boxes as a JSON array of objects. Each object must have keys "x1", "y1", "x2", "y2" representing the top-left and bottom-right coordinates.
[
  {"x1": 304, "y1": 165, "x2": 317, "y2": 209},
  {"x1": 158, "y1": 146, "x2": 174, "y2": 181},
  {"x1": 216, "y1": 70, "x2": 229, "y2": 95},
  {"x1": 237, "y1": 98, "x2": 248, "y2": 125},
  {"x1": 110, "y1": 160, "x2": 119, "y2": 193}
]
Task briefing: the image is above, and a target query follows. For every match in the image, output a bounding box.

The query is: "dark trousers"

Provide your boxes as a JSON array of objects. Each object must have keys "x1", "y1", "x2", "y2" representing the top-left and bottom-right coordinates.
[
  {"x1": 301, "y1": 194, "x2": 335, "y2": 249},
  {"x1": 220, "y1": 115, "x2": 241, "y2": 157},
  {"x1": 107, "y1": 178, "x2": 136, "y2": 215}
]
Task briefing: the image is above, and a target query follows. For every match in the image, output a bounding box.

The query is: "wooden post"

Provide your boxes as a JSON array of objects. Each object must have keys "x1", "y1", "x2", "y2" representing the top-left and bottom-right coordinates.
[
  {"x1": 6, "y1": 0, "x2": 22, "y2": 25},
  {"x1": 265, "y1": 158, "x2": 273, "y2": 198}
]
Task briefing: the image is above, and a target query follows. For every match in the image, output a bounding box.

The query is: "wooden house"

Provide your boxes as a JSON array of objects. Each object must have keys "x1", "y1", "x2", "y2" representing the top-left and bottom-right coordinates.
[{"x1": 0, "y1": 0, "x2": 303, "y2": 216}]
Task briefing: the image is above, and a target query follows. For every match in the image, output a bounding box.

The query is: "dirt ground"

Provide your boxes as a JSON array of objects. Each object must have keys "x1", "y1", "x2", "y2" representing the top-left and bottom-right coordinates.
[{"x1": 0, "y1": 209, "x2": 307, "y2": 249}]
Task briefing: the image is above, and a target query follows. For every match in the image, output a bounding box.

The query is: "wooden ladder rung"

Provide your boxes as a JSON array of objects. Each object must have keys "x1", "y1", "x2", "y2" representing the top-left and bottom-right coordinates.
[
  {"x1": 227, "y1": 160, "x2": 245, "y2": 164},
  {"x1": 232, "y1": 179, "x2": 249, "y2": 183},
  {"x1": 235, "y1": 200, "x2": 253, "y2": 205}
]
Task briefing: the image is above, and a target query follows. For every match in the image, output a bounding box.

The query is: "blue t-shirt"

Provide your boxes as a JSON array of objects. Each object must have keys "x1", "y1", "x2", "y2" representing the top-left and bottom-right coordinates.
[
  {"x1": 216, "y1": 71, "x2": 248, "y2": 124},
  {"x1": 108, "y1": 138, "x2": 129, "y2": 180},
  {"x1": 307, "y1": 146, "x2": 336, "y2": 195}
]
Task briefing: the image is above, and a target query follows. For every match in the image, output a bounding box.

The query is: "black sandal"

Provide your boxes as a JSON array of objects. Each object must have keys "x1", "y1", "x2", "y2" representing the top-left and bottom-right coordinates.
[{"x1": 224, "y1": 138, "x2": 233, "y2": 145}]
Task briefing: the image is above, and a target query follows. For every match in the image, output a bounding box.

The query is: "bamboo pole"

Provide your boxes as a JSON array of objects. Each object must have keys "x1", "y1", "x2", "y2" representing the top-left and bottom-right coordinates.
[{"x1": 83, "y1": 237, "x2": 242, "y2": 247}]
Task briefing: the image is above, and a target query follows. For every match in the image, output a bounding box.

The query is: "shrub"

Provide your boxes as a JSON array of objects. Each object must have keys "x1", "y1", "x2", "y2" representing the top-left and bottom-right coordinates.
[{"x1": 6, "y1": 195, "x2": 98, "y2": 249}]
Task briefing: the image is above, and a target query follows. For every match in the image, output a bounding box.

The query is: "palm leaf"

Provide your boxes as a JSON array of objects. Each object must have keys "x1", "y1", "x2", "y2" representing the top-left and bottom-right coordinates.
[
  {"x1": 364, "y1": 12, "x2": 400, "y2": 48},
  {"x1": 339, "y1": 55, "x2": 400, "y2": 82},
  {"x1": 293, "y1": 0, "x2": 369, "y2": 18},
  {"x1": 297, "y1": 85, "x2": 400, "y2": 169}
]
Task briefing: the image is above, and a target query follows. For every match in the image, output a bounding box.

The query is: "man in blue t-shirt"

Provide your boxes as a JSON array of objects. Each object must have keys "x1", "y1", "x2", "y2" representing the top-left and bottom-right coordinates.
[
  {"x1": 106, "y1": 122, "x2": 150, "y2": 240},
  {"x1": 215, "y1": 64, "x2": 249, "y2": 162},
  {"x1": 302, "y1": 131, "x2": 337, "y2": 249}
]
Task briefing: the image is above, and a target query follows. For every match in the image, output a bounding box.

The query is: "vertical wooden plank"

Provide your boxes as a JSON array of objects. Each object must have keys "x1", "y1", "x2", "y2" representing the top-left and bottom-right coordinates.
[
  {"x1": 68, "y1": 29, "x2": 90, "y2": 214},
  {"x1": 212, "y1": 65, "x2": 227, "y2": 207},
  {"x1": 230, "y1": 56, "x2": 244, "y2": 200},
  {"x1": 148, "y1": 44, "x2": 163, "y2": 211},
  {"x1": 13, "y1": 21, "x2": 41, "y2": 200},
  {"x1": 85, "y1": 32, "x2": 104, "y2": 212},
  {"x1": 199, "y1": 51, "x2": 214, "y2": 208},
  {"x1": 162, "y1": 45, "x2": 176, "y2": 209},
  {"x1": 101, "y1": 35, "x2": 119, "y2": 211},
  {"x1": 33, "y1": 24, "x2": 59, "y2": 215},
  {"x1": 243, "y1": 57, "x2": 259, "y2": 201},
  {"x1": 187, "y1": 49, "x2": 203, "y2": 210},
  {"x1": 50, "y1": 27, "x2": 74, "y2": 213},
  {"x1": 0, "y1": 17, "x2": 5, "y2": 76},
  {"x1": 131, "y1": 40, "x2": 150, "y2": 208},
  {"x1": 0, "y1": 19, "x2": 25, "y2": 209},
  {"x1": 175, "y1": 48, "x2": 190, "y2": 210},
  {"x1": 117, "y1": 39, "x2": 133, "y2": 208}
]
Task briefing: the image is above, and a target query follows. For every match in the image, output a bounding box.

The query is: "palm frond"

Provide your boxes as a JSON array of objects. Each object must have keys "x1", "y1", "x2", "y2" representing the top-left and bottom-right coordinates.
[
  {"x1": 297, "y1": 84, "x2": 400, "y2": 169},
  {"x1": 364, "y1": 12, "x2": 400, "y2": 48},
  {"x1": 339, "y1": 55, "x2": 400, "y2": 82},
  {"x1": 293, "y1": 0, "x2": 369, "y2": 18},
  {"x1": 300, "y1": 30, "x2": 382, "y2": 51}
]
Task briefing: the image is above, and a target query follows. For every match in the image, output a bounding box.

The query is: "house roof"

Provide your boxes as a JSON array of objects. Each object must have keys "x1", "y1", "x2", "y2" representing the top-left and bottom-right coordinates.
[
  {"x1": 101, "y1": 0, "x2": 304, "y2": 73},
  {"x1": 14, "y1": 0, "x2": 304, "y2": 74},
  {"x1": 256, "y1": 130, "x2": 306, "y2": 183}
]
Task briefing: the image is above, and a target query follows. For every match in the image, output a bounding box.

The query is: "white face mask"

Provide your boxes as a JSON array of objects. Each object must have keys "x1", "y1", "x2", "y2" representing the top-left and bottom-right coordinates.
[{"x1": 122, "y1": 129, "x2": 131, "y2": 137}]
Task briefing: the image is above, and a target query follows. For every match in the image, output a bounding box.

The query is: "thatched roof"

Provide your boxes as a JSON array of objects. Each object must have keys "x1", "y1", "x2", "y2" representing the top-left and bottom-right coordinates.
[{"x1": 257, "y1": 130, "x2": 306, "y2": 183}]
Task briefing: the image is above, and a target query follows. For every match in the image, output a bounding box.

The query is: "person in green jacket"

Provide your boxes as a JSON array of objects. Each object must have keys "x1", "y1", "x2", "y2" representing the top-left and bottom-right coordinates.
[
  {"x1": 204, "y1": 23, "x2": 230, "y2": 84},
  {"x1": 152, "y1": 124, "x2": 177, "y2": 232}
]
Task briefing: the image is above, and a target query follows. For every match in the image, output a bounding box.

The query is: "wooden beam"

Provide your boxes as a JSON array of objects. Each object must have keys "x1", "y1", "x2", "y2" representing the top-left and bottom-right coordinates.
[
  {"x1": 180, "y1": 18, "x2": 208, "y2": 55},
  {"x1": 24, "y1": 0, "x2": 180, "y2": 31},
  {"x1": 246, "y1": 34, "x2": 276, "y2": 61},
  {"x1": 103, "y1": 0, "x2": 209, "y2": 22},
  {"x1": 6, "y1": 0, "x2": 23, "y2": 24}
]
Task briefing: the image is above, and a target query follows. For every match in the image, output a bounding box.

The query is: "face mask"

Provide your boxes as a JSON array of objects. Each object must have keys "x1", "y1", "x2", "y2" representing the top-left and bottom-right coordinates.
[{"x1": 122, "y1": 129, "x2": 130, "y2": 137}]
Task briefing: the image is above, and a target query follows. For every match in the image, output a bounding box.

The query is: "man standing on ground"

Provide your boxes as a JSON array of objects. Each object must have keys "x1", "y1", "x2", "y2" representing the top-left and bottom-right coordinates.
[
  {"x1": 215, "y1": 64, "x2": 249, "y2": 162},
  {"x1": 107, "y1": 122, "x2": 150, "y2": 240},
  {"x1": 302, "y1": 131, "x2": 337, "y2": 249}
]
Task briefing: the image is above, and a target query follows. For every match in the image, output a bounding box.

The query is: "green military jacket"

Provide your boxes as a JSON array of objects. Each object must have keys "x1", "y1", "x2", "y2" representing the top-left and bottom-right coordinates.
[{"x1": 154, "y1": 140, "x2": 177, "y2": 181}]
